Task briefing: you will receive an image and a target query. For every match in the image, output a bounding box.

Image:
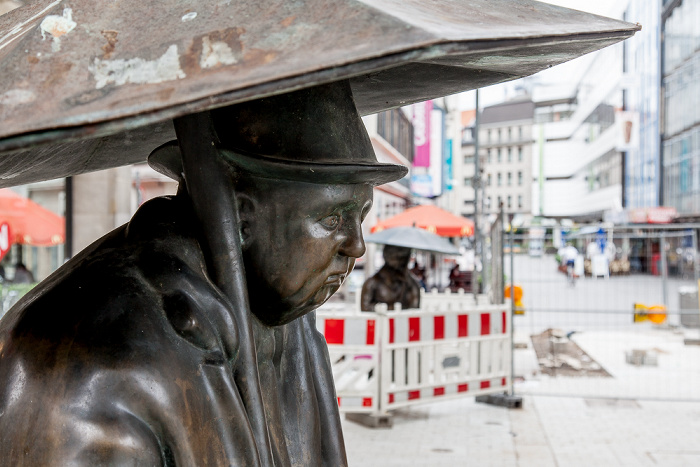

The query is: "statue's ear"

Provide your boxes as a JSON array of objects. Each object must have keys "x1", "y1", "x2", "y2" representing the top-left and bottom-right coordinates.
[{"x1": 236, "y1": 193, "x2": 256, "y2": 249}]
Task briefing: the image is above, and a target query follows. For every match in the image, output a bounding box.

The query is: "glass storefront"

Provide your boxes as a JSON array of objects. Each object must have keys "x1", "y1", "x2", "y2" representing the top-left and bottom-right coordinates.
[{"x1": 663, "y1": 0, "x2": 700, "y2": 216}]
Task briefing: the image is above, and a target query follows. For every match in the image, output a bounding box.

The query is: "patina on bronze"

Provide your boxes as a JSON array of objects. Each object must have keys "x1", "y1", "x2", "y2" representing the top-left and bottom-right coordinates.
[
  {"x1": 361, "y1": 245, "x2": 421, "y2": 311},
  {"x1": 0, "y1": 1, "x2": 641, "y2": 465},
  {"x1": 0, "y1": 0, "x2": 639, "y2": 187},
  {"x1": 0, "y1": 81, "x2": 406, "y2": 465}
]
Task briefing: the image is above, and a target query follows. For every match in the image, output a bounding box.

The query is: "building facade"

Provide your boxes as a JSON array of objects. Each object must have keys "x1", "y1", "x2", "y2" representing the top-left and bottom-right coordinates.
[
  {"x1": 662, "y1": 0, "x2": 700, "y2": 219},
  {"x1": 623, "y1": 0, "x2": 662, "y2": 209},
  {"x1": 454, "y1": 110, "x2": 478, "y2": 218},
  {"x1": 533, "y1": 23, "x2": 626, "y2": 221},
  {"x1": 480, "y1": 98, "x2": 535, "y2": 219}
]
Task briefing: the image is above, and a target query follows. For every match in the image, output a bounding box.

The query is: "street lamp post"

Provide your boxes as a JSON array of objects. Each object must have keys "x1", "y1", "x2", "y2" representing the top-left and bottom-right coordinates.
[{"x1": 472, "y1": 90, "x2": 481, "y2": 297}]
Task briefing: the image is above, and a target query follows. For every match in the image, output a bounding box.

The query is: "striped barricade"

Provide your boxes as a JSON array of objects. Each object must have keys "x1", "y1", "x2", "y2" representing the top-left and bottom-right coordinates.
[
  {"x1": 380, "y1": 305, "x2": 511, "y2": 411},
  {"x1": 316, "y1": 312, "x2": 381, "y2": 413},
  {"x1": 316, "y1": 297, "x2": 511, "y2": 416}
]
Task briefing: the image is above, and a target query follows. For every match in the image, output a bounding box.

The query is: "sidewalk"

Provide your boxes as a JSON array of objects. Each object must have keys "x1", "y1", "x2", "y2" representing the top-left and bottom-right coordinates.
[
  {"x1": 342, "y1": 326, "x2": 700, "y2": 466},
  {"x1": 343, "y1": 394, "x2": 700, "y2": 466}
]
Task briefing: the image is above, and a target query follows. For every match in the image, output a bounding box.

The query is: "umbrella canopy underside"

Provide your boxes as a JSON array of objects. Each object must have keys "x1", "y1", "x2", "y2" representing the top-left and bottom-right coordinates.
[
  {"x1": 0, "y1": 0, "x2": 639, "y2": 187},
  {"x1": 365, "y1": 226, "x2": 460, "y2": 255}
]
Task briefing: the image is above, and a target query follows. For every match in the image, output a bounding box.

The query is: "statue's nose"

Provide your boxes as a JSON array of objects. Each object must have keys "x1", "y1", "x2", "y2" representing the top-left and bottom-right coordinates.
[{"x1": 339, "y1": 221, "x2": 366, "y2": 258}]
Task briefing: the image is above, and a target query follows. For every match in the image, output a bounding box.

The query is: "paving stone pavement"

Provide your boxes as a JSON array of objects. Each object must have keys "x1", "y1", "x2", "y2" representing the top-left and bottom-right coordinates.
[
  {"x1": 342, "y1": 325, "x2": 700, "y2": 467},
  {"x1": 342, "y1": 394, "x2": 700, "y2": 466},
  {"x1": 340, "y1": 255, "x2": 700, "y2": 465}
]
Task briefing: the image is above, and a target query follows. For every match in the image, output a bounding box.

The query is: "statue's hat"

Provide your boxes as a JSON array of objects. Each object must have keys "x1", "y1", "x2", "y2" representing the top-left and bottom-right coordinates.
[
  {"x1": 149, "y1": 81, "x2": 407, "y2": 185},
  {"x1": 0, "y1": 0, "x2": 639, "y2": 187}
]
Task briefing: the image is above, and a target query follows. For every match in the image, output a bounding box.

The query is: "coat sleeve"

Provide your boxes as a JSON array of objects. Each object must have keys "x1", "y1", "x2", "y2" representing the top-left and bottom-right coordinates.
[{"x1": 0, "y1": 350, "x2": 164, "y2": 466}]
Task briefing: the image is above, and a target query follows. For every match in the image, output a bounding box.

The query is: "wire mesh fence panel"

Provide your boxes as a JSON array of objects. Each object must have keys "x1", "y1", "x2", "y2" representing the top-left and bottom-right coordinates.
[{"x1": 508, "y1": 225, "x2": 700, "y2": 401}]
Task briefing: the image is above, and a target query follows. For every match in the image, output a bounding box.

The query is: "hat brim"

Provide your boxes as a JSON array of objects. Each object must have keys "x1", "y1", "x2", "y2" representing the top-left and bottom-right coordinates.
[{"x1": 149, "y1": 141, "x2": 407, "y2": 186}]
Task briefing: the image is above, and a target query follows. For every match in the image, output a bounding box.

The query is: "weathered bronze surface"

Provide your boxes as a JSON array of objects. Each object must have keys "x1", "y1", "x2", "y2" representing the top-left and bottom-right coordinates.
[
  {"x1": 0, "y1": 1, "x2": 642, "y2": 464},
  {"x1": 361, "y1": 245, "x2": 421, "y2": 311},
  {"x1": 0, "y1": 82, "x2": 404, "y2": 465},
  {"x1": 0, "y1": 0, "x2": 639, "y2": 187}
]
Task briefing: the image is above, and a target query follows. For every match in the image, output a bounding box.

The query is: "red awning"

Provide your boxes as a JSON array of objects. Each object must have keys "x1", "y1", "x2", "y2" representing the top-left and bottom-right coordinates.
[
  {"x1": 371, "y1": 205, "x2": 474, "y2": 237},
  {"x1": 0, "y1": 189, "x2": 65, "y2": 246}
]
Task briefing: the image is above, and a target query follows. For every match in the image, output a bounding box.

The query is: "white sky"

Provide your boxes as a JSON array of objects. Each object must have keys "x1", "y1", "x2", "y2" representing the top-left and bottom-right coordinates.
[{"x1": 458, "y1": 0, "x2": 626, "y2": 111}]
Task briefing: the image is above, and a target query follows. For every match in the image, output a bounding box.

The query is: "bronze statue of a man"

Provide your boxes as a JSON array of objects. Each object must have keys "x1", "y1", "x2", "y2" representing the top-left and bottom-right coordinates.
[
  {"x1": 360, "y1": 245, "x2": 421, "y2": 311},
  {"x1": 0, "y1": 82, "x2": 406, "y2": 465}
]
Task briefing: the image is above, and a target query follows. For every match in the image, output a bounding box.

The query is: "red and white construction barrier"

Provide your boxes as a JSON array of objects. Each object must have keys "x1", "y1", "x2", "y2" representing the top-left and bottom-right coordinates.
[
  {"x1": 316, "y1": 313, "x2": 381, "y2": 413},
  {"x1": 317, "y1": 292, "x2": 512, "y2": 415}
]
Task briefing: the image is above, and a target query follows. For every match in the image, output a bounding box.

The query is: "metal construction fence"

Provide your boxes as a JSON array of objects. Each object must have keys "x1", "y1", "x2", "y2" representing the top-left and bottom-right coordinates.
[{"x1": 506, "y1": 224, "x2": 700, "y2": 402}]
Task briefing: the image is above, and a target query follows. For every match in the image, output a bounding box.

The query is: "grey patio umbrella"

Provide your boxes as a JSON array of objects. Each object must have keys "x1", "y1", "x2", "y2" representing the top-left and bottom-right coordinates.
[
  {"x1": 365, "y1": 226, "x2": 460, "y2": 255},
  {"x1": 0, "y1": 0, "x2": 638, "y2": 186}
]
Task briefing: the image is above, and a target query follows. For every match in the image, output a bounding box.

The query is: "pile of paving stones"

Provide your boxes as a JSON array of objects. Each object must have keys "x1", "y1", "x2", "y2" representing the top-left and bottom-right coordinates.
[{"x1": 531, "y1": 328, "x2": 611, "y2": 377}]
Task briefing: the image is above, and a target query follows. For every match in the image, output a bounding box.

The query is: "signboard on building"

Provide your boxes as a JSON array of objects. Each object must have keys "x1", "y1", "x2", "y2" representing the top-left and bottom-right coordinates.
[
  {"x1": 444, "y1": 139, "x2": 453, "y2": 191},
  {"x1": 410, "y1": 101, "x2": 444, "y2": 198},
  {"x1": 624, "y1": 207, "x2": 677, "y2": 224},
  {"x1": 615, "y1": 110, "x2": 640, "y2": 151},
  {"x1": 429, "y1": 108, "x2": 443, "y2": 197},
  {"x1": 412, "y1": 101, "x2": 432, "y2": 167}
]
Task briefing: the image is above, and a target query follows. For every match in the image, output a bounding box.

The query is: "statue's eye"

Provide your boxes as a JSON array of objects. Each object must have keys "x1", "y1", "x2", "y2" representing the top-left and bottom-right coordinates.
[{"x1": 320, "y1": 214, "x2": 340, "y2": 229}]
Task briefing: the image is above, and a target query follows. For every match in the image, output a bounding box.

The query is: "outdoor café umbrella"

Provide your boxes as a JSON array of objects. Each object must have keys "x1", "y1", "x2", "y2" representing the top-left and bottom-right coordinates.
[
  {"x1": 0, "y1": 188, "x2": 64, "y2": 246},
  {"x1": 365, "y1": 226, "x2": 460, "y2": 255},
  {"x1": 0, "y1": 0, "x2": 639, "y2": 186},
  {"x1": 372, "y1": 205, "x2": 475, "y2": 237}
]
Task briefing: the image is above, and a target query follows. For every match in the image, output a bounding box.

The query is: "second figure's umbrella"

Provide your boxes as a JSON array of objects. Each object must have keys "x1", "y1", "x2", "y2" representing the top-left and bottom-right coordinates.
[{"x1": 365, "y1": 226, "x2": 460, "y2": 255}]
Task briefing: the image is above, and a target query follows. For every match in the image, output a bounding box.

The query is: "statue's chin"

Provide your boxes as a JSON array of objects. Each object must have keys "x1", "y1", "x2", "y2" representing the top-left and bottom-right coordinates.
[{"x1": 252, "y1": 284, "x2": 338, "y2": 327}]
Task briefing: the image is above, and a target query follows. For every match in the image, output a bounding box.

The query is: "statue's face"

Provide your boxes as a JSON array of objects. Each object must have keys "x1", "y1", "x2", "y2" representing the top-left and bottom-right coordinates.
[
  {"x1": 383, "y1": 245, "x2": 411, "y2": 270},
  {"x1": 240, "y1": 179, "x2": 373, "y2": 326}
]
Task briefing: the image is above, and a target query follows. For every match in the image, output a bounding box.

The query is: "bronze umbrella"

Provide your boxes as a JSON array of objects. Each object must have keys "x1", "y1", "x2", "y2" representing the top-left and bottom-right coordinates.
[
  {"x1": 0, "y1": 0, "x2": 638, "y2": 186},
  {"x1": 0, "y1": 2, "x2": 638, "y2": 464}
]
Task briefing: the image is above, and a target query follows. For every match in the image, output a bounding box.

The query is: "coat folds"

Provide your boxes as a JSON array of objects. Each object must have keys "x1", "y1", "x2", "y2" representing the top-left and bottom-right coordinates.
[{"x1": 0, "y1": 195, "x2": 346, "y2": 466}]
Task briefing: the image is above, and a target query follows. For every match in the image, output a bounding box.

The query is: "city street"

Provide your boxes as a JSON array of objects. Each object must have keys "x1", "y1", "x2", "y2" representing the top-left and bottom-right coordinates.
[
  {"x1": 342, "y1": 253, "x2": 700, "y2": 465},
  {"x1": 509, "y1": 253, "x2": 697, "y2": 331},
  {"x1": 343, "y1": 394, "x2": 700, "y2": 466}
]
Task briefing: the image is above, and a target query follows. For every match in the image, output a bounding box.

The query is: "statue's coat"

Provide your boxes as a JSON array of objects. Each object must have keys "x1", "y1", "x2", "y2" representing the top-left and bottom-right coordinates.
[{"x1": 0, "y1": 195, "x2": 345, "y2": 466}]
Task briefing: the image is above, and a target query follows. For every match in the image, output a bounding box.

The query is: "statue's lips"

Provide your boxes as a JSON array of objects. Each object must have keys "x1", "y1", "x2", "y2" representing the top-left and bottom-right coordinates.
[{"x1": 324, "y1": 274, "x2": 346, "y2": 286}]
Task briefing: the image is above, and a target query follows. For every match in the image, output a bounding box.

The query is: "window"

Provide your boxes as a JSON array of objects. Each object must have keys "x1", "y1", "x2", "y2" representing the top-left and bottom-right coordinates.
[
  {"x1": 518, "y1": 195, "x2": 523, "y2": 208},
  {"x1": 497, "y1": 173, "x2": 502, "y2": 186},
  {"x1": 487, "y1": 174, "x2": 492, "y2": 186},
  {"x1": 518, "y1": 146, "x2": 523, "y2": 161},
  {"x1": 507, "y1": 147, "x2": 512, "y2": 162},
  {"x1": 497, "y1": 195, "x2": 502, "y2": 207},
  {"x1": 487, "y1": 149, "x2": 492, "y2": 163},
  {"x1": 464, "y1": 154, "x2": 474, "y2": 164},
  {"x1": 464, "y1": 177, "x2": 472, "y2": 187},
  {"x1": 518, "y1": 126, "x2": 522, "y2": 140},
  {"x1": 497, "y1": 148, "x2": 502, "y2": 163},
  {"x1": 507, "y1": 195, "x2": 512, "y2": 209},
  {"x1": 498, "y1": 129, "x2": 502, "y2": 141},
  {"x1": 508, "y1": 127, "x2": 512, "y2": 140},
  {"x1": 507, "y1": 172, "x2": 512, "y2": 186},
  {"x1": 486, "y1": 196, "x2": 491, "y2": 210},
  {"x1": 518, "y1": 171, "x2": 523, "y2": 186},
  {"x1": 461, "y1": 127, "x2": 474, "y2": 144},
  {"x1": 487, "y1": 129, "x2": 492, "y2": 142}
]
